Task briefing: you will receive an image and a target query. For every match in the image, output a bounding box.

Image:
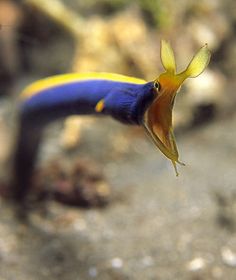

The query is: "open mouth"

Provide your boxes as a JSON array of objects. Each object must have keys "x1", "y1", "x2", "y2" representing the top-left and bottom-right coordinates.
[{"x1": 143, "y1": 88, "x2": 182, "y2": 175}]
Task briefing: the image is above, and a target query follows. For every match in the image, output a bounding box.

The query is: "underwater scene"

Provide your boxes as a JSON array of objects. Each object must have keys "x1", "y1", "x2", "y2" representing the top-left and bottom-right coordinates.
[{"x1": 0, "y1": 0, "x2": 236, "y2": 279}]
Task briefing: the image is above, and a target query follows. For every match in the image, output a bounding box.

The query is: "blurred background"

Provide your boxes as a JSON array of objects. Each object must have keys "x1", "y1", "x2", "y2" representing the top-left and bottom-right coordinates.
[{"x1": 0, "y1": 0, "x2": 236, "y2": 279}]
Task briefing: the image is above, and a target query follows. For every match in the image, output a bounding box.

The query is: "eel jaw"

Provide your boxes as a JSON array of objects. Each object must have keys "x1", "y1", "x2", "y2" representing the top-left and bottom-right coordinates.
[{"x1": 142, "y1": 88, "x2": 184, "y2": 176}]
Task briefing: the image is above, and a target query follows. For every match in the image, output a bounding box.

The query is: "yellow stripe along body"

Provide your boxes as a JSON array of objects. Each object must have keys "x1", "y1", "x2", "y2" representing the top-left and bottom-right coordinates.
[{"x1": 21, "y1": 72, "x2": 147, "y2": 100}]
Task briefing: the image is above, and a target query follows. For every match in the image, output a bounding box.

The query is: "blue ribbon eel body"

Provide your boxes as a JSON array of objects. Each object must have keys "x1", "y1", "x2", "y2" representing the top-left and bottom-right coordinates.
[
  {"x1": 20, "y1": 73, "x2": 155, "y2": 125},
  {"x1": 12, "y1": 72, "x2": 156, "y2": 202}
]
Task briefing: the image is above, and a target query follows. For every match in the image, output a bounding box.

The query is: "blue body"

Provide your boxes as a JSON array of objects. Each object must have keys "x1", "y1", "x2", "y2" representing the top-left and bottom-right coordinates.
[
  {"x1": 13, "y1": 77, "x2": 156, "y2": 203},
  {"x1": 21, "y1": 80, "x2": 155, "y2": 125}
]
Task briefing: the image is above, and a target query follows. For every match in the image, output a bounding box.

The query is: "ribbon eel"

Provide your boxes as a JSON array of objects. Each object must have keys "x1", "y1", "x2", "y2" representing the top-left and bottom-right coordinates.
[{"x1": 12, "y1": 40, "x2": 210, "y2": 202}]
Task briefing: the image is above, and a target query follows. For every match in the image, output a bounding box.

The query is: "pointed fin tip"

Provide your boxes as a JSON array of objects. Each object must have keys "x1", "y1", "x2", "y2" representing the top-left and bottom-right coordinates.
[
  {"x1": 172, "y1": 159, "x2": 186, "y2": 176},
  {"x1": 172, "y1": 161, "x2": 179, "y2": 176},
  {"x1": 178, "y1": 160, "x2": 185, "y2": 166}
]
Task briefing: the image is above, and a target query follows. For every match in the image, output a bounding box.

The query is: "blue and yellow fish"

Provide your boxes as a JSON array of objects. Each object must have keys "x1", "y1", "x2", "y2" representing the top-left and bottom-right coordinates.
[{"x1": 13, "y1": 40, "x2": 210, "y2": 201}]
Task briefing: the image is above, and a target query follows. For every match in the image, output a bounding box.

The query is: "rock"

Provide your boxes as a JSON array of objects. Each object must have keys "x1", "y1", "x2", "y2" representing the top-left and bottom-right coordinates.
[
  {"x1": 186, "y1": 257, "x2": 206, "y2": 271},
  {"x1": 110, "y1": 257, "x2": 123, "y2": 269},
  {"x1": 221, "y1": 247, "x2": 236, "y2": 267}
]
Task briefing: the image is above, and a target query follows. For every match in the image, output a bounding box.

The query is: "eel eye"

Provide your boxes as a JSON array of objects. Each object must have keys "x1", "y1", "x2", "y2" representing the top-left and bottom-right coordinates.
[{"x1": 154, "y1": 81, "x2": 161, "y2": 91}]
